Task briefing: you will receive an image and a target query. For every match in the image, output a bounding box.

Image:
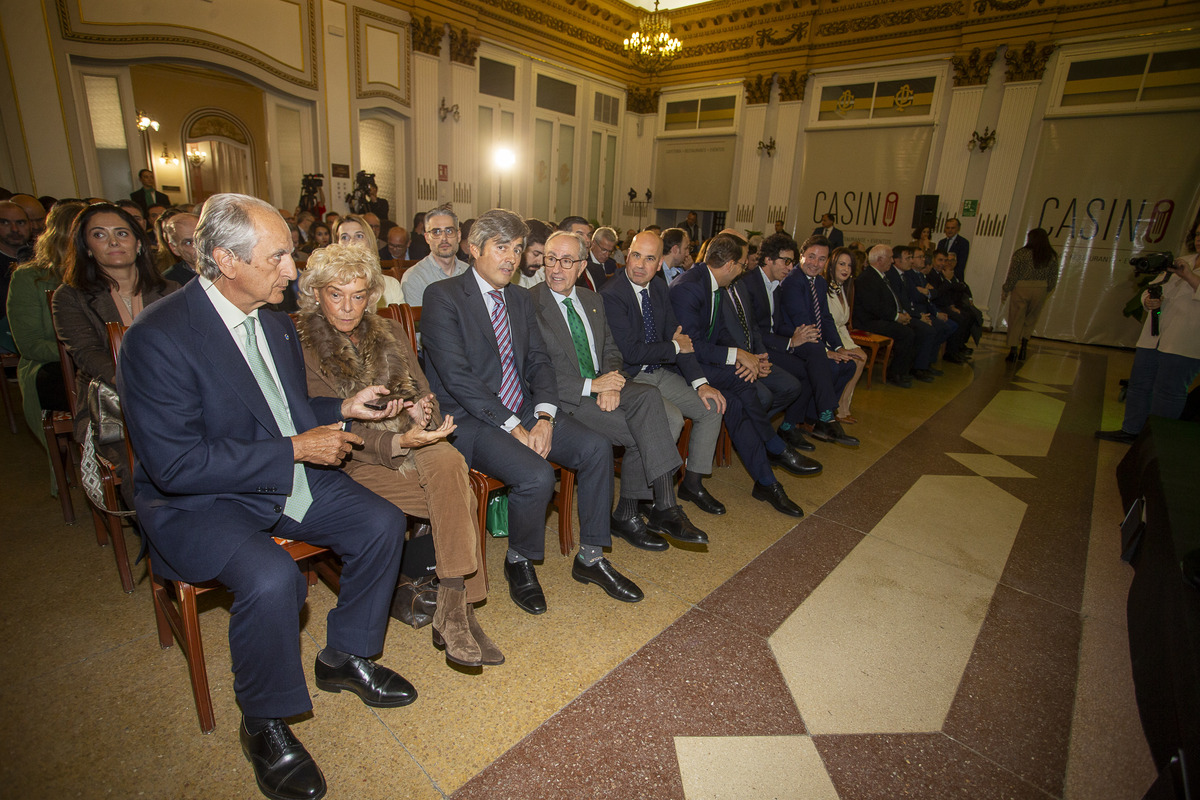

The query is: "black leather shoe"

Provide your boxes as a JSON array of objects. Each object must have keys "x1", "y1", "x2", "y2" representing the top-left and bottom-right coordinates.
[
  {"x1": 768, "y1": 447, "x2": 823, "y2": 476},
  {"x1": 927, "y1": 367, "x2": 945, "y2": 376},
  {"x1": 678, "y1": 483, "x2": 726, "y2": 515},
  {"x1": 503, "y1": 559, "x2": 547, "y2": 614},
  {"x1": 752, "y1": 482, "x2": 804, "y2": 517},
  {"x1": 779, "y1": 425, "x2": 816, "y2": 451},
  {"x1": 571, "y1": 557, "x2": 643, "y2": 602},
  {"x1": 314, "y1": 654, "x2": 416, "y2": 708},
  {"x1": 886, "y1": 375, "x2": 913, "y2": 388},
  {"x1": 610, "y1": 513, "x2": 669, "y2": 551},
  {"x1": 811, "y1": 419, "x2": 860, "y2": 447},
  {"x1": 943, "y1": 352, "x2": 966, "y2": 364},
  {"x1": 240, "y1": 718, "x2": 326, "y2": 800},
  {"x1": 911, "y1": 370, "x2": 935, "y2": 383},
  {"x1": 645, "y1": 505, "x2": 709, "y2": 545},
  {"x1": 1095, "y1": 429, "x2": 1137, "y2": 444}
]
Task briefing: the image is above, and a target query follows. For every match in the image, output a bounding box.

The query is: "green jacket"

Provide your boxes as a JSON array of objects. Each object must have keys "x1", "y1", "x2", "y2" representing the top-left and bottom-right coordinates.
[{"x1": 6, "y1": 265, "x2": 61, "y2": 442}]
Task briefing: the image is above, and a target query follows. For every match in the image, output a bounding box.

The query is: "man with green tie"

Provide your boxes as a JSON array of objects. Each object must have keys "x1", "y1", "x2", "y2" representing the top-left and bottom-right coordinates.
[{"x1": 129, "y1": 168, "x2": 170, "y2": 214}]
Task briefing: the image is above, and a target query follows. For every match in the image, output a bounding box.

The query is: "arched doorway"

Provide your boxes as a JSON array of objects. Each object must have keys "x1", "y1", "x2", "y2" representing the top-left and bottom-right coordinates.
[{"x1": 183, "y1": 111, "x2": 256, "y2": 203}]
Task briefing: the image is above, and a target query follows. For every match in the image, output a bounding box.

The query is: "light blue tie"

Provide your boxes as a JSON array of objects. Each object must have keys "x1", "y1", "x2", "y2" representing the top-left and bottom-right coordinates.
[{"x1": 240, "y1": 317, "x2": 312, "y2": 522}]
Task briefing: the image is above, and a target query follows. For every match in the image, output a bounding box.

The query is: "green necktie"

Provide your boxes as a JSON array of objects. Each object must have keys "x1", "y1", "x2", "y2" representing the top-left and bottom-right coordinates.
[
  {"x1": 563, "y1": 298, "x2": 597, "y2": 379},
  {"x1": 707, "y1": 288, "x2": 722, "y2": 339},
  {"x1": 240, "y1": 317, "x2": 313, "y2": 522}
]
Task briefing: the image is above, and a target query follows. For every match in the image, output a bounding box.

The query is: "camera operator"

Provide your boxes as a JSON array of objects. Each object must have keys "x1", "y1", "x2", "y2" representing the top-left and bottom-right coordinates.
[{"x1": 1096, "y1": 221, "x2": 1200, "y2": 443}]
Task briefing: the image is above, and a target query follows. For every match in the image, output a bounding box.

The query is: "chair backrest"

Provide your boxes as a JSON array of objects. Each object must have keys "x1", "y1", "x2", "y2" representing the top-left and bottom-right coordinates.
[
  {"x1": 378, "y1": 303, "x2": 418, "y2": 353},
  {"x1": 48, "y1": 289, "x2": 80, "y2": 412},
  {"x1": 104, "y1": 321, "x2": 137, "y2": 471}
]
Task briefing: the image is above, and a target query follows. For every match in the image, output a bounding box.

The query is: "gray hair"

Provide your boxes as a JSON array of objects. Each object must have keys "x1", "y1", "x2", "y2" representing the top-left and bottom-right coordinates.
[
  {"x1": 297, "y1": 243, "x2": 383, "y2": 314},
  {"x1": 867, "y1": 244, "x2": 892, "y2": 267},
  {"x1": 163, "y1": 213, "x2": 199, "y2": 246},
  {"x1": 424, "y1": 203, "x2": 459, "y2": 230},
  {"x1": 469, "y1": 208, "x2": 529, "y2": 251},
  {"x1": 195, "y1": 193, "x2": 279, "y2": 280},
  {"x1": 592, "y1": 226, "x2": 617, "y2": 246},
  {"x1": 546, "y1": 230, "x2": 587, "y2": 260}
]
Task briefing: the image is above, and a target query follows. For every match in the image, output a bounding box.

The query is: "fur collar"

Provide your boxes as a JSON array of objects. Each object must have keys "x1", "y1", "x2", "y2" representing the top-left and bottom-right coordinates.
[{"x1": 296, "y1": 311, "x2": 419, "y2": 433}]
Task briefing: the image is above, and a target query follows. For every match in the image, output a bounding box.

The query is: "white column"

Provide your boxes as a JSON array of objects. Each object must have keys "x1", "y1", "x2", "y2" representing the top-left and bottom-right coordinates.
[
  {"x1": 971, "y1": 82, "x2": 1040, "y2": 312},
  {"x1": 411, "y1": 52, "x2": 440, "y2": 212},
  {"x1": 732, "y1": 103, "x2": 767, "y2": 231},
  {"x1": 618, "y1": 112, "x2": 656, "y2": 232},
  {"x1": 321, "y1": 0, "x2": 353, "y2": 214},
  {"x1": 449, "y1": 62, "x2": 477, "y2": 215},
  {"x1": 767, "y1": 102, "x2": 803, "y2": 234},
  {"x1": 932, "y1": 86, "x2": 985, "y2": 222}
]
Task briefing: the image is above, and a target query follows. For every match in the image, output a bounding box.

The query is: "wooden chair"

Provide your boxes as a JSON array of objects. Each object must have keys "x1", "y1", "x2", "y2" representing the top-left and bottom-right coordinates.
[
  {"x1": 106, "y1": 321, "x2": 342, "y2": 734},
  {"x1": 849, "y1": 330, "x2": 893, "y2": 389},
  {"x1": 1, "y1": 351, "x2": 19, "y2": 434},
  {"x1": 42, "y1": 290, "x2": 77, "y2": 523}
]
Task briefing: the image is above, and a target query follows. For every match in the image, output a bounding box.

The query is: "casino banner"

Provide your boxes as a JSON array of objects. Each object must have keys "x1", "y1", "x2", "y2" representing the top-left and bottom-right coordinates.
[
  {"x1": 796, "y1": 126, "x2": 933, "y2": 245},
  {"x1": 1015, "y1": 112, "x2": 1200, "y2": 348}
]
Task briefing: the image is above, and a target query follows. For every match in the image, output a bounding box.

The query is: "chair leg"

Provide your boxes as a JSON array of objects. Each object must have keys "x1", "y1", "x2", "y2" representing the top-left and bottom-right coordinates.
[
  {"x1": 107, "y1": 513, "x2": 134, "y2": 593},
  {"x1": 2, "y1": 379, "x2": 17, "y2": 435},
  {"x1": 44, "y1": 417, "x2": 75, "y2": 524},
  {"x1": 90, "y1": 504, "x2": 110, "y2": 546},
  {"x1": 178, "y1": 582, "x2": 216, "y2": 734},
  {"x1": 468, "y1": 472, "x2": 490, "y2": 589},
  {"x1": 863, "y1": 345, "x2": 877, "y2": 389},
  {"x1": 555, "y1": 465, "x2": 576, "y2": 556},
  {"x1": 148, "y1": 563, "x2": 175, "y2": 649}
]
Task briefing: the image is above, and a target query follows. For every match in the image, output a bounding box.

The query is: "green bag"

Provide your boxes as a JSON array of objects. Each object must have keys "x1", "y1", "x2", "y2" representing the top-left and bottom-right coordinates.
[{"x1": 486, "y1": 488, "x2": 509, "y2": 538}]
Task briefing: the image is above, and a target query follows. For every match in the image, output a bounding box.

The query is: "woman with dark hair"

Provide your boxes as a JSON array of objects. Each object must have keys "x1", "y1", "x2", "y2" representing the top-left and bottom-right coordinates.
[
  {"x1": 909, "y1": 225, "x2": 935, "y2": 263},
  {"x1": 302, "y1": 221, "x2": 333, "y2": 254},
  {"x1": 1001, "y1": 227, "x2": 1059, "y2": 362},
  {"x1": 825, "y1": 246, "x2": 867, "y2": 423},
  {"x1": 52, "y1": 203, "x2": 177, "y2": 493}
]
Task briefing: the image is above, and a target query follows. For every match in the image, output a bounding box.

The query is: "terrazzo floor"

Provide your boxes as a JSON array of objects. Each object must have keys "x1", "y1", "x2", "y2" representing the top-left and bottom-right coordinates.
[{"x1": 0, "y1": 333, "x2": 1157, "y2": 799}]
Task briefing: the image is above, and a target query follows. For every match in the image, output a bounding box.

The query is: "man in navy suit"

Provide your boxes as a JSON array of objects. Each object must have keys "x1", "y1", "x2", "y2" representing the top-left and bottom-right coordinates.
[
  {"x1": 422, "y1": 209, "x2": 643, "y2": 616},
  {"x1": 937, "y1": 216, "x2": 970, "y2": 280},
  {"x1": 601, "y1": 231, "x2": 727, "y2": 516},
  {"x1": 772, "y1": 234, "x2": 861, "y2": 446},
  {"x1": 886, "y1": 246, "x2": 941, "y2": 380},
  {"x1": 129, "y1": 168, "x2": 170, "y2": 214},
  {"x1": 811, "y1": 213, "x2": 844, "y2": 249},
  {"x1": 854, "y1": 244, "x2": 924, "y2": 387},
  {"x1": 578, "y1": 225, "x2": 618, "y2": 291},
  {"x1": 117, "y1": 194, "x2": 415, "y2": 800},
  {"x1": 669, "y1": 233, "x2": 817, "y2": 518}
]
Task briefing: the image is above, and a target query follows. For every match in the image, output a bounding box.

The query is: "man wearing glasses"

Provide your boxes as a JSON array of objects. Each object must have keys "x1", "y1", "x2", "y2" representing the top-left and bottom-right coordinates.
[
  {"x1": 579, "y1": 225, "x2": 618, "y2": 292},
  {"x1": 399, "y1": 205, "x2": 469, "y2": 307}
]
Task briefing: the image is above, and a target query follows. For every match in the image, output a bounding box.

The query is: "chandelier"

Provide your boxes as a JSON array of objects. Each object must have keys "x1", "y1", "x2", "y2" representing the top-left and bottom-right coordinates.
[{"x1": 623, "y1": 0, "x2": 682, "y2": 74}]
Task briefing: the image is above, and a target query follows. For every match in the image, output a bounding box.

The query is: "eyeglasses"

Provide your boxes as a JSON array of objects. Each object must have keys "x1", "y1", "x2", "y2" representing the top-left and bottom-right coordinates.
[
  {"x1": 544, "y1": 254, "x2": 584, "y2": 269},
  {"x1": 427, "y1": 227, "x2": 457, "y2": 238},
  {"x1": 593, "y1": 244, "x2": 615, "y2": 256},
  {"x1": 776, "y1": 257, "x2": 796, "y2": 266}
]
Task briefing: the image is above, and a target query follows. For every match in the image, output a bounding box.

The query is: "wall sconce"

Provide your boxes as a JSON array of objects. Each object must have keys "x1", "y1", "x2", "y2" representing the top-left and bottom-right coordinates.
[
  {"x1": 757, "y1": 137, "x2": 776, "y2": 157},
  {"x1": 186, "y1": 146, "x2": 207, "y2": 167},
  {"x1": 968, "y1": 127, "x2": 997, "y2": 152},
  {"x1": 158, "y1": 143, "x2": 179, "y2": 166},
  {"x1": 439, "y1": 98, "x2": 460, "y2": 122},
  {"x1": 135, "y1": 110, "x2": 159, "y2": 132}
]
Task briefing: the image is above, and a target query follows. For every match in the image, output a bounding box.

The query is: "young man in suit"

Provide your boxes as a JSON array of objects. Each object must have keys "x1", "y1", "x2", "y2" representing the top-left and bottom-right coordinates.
[
  {"x1": 669, "y1": 233, "x2": 819, "y2": 518},
  {"x1": 811, "y1": 213, "x2": 844, "y2": 249},
  {"x1": 129, "y1": 168, "x2": 170, "y2": 214},
  {"x1": 601, "y1": 231, "x2": 727, "y2": 516},
  {"x1": 937, "y1": 216, "x2": 970, "y2": 280},
  {"x1": 532, "y1": 231, "x2": 707, "y2": 549},
  {"x1": 117, "y1": 194, "x2": 416, "y2": 800},
  {"x1": 422, "y1": 209, "x2": 643, "y2": 615}
]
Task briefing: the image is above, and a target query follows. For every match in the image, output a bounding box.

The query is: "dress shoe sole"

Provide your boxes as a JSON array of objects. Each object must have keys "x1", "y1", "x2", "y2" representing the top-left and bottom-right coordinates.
[
  {"x1": 314, "y1": 677, "x2": 418, "y2": 708},
  {"x1": 611, "y1": 527, "x2": 670, "y2": 551},
  {"x1": 432, "y1": 628, "x2": 484, "y2": 668},
  {"x1": 572, "y1": 571, "x2": 643, "y2": 602}
]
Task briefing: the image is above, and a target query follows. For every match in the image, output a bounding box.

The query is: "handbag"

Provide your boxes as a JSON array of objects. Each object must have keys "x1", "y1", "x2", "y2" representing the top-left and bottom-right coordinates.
[{"x1": 80, "y1": 378, "x2": 136, "y2": 517}]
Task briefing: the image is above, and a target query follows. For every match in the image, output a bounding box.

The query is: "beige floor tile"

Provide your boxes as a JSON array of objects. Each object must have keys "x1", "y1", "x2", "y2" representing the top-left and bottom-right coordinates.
[
  {"x1": 946, "y1": 452, "x2": 1036, "y2": 478},
  {"x1": 1016, "y1": 352, "x2": 1081, "y2": 386},
  {"x1": 675, "y1": 735, "x2": 839, "y2": 800},
  {"x1": 770, "y1": 536, "x2": 995, "y2": 735},
  {"x1": 1011, "y1": 379, "x2": 1067, "y2": 393},
  {"x1": 962, "y1": 389, "x2": 1066, "y2": 457},
  {"x1": 868, "y1": 474, "x2": 1027, "y2": 580}
]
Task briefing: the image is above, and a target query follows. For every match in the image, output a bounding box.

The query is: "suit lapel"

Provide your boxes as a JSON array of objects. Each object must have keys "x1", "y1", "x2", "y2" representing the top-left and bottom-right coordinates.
[
  {"x1": 532, "y1": 286, "x2": 580, "y2": 376},
  {"x1": 461, "y1": 272, "x2": 502, "y2": 360}
]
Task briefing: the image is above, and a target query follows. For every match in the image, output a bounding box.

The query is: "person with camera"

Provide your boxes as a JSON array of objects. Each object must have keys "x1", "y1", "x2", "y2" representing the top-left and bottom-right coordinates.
[{"x1": 1096, "y1": 222, "x2": 1200, "y2": 443}]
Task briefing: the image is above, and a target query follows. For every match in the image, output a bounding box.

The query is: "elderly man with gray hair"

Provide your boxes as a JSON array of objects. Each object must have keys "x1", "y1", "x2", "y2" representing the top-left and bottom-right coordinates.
[
  {"x1": 161, "y1": 212, "x2": 201, "y2": 285},
  {"x1": 852, "y1": 243, "x2": 919, "y2": 388},
  {"x1": 117, "y1": 192, "x2": 416, "y2": 800},
  {"x1": 580, "y1": 224, "x2": 618, "y2": 291}
]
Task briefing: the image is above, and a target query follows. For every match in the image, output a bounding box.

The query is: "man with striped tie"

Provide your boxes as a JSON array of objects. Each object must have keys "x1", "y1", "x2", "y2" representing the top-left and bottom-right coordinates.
[{"x1": 422, "y1": 209, "x2": 644, "y2": 616}]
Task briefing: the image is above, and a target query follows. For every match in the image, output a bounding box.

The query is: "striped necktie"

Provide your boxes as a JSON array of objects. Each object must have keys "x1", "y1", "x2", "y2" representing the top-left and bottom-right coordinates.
[
  {"x1": 807, "y1": 277, "x2": 824, "y2": 337},
  {"x1": 488, "y1": 289, "x2": 525, "y2": 413}
]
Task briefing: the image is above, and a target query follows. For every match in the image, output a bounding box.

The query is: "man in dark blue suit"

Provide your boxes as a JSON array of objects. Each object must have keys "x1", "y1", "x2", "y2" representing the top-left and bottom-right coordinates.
[
  {"x1": 887, "y1": 246, "x2": 942, "y2": 379},
  {"x1": 773, "y1": 235, "x2": 861, "y2": 446},
  {"x1": 117, "y1": 194, "x2": 415, "y2": 800},
  {"x1": 422, "y1": 209, "x2": 643, "y2": 616},
  {"x1": 669, "y1": 233, "x2": 817, "y2": 518},
  {"x1": 811, "y1": 213, "x2": 844, "y2": 249},
  {"x1": 937, "y1": 216, "x2": 970, "y2": 280}
]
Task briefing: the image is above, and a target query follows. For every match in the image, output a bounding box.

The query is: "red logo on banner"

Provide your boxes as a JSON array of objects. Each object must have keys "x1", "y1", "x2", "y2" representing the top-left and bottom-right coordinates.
[
  {"x1": 438, "y1": 164, "x2": 448, "y2": 182},
  {"x1": 1145, "y1": 199, "x2": 1173, "y2": 244},
  {"x1": 883, "y1": 192, "x2": 899, "y2": 227}
]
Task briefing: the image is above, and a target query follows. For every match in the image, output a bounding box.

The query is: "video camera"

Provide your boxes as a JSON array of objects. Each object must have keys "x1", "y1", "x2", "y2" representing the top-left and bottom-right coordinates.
[
  {"x1": 298, "y1": 173, "x2": 324, "y2": 213},
  {"x1": 1130, "y1": 251, "x2": 1175, "y2": 275},
  {"x1": 346, "y1": 170, "x2": 375, "y2": 214}
]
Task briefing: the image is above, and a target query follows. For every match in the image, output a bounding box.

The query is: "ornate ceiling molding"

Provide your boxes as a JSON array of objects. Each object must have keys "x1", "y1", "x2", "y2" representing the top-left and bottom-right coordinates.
[
  {"x1": 448, "y1": 27, "x2": 480, "y2": 65},
  {"x1": 815, "y1": 1, "x2": 963, "y2": 37},
  {"x1": 777, "y1": 69, "x2": 807, "y2": 102},
  {"x1": 411, "y1": 16, "x2": 444, "y2": 56},
  {"x1": 951, "y1": 46, "x2": 997, "y2": 86},
  {"x1": 744, "y1": 73, "x2": 772, "y2": 104},
  {"x1": 626, "y1": 86, "x2": 661, "y2": 114},
  {"x1": 1004, "y1": 40, "x2": 1056, "y2": 82}
]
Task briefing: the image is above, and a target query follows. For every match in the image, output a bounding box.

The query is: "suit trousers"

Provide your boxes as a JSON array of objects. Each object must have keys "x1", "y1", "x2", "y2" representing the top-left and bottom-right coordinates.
[
  {"x1": 857, "y1": 319, "x2": 916, "y2": 379},
  {"x1": 567, "y1": 382, "x2": 682, "y2": 500},
  {"x1": 703, "y1": 368, "x2": 777, "y2": 486},
  {"x1": 345, "y1": 441, "x2": 485, "y2": 604},
  {"x1": 212, "y1": 471, "x2": 405, "y2": 718},
  {"x1": 1006, "y1": 281, "x2": 1050, "y2": 346},
  {"x1": 768, "y1": 344, "x2": 853, "y2": 421},
  {"x1": 633, "y1": 368, "x2": 722, "y2": 475},
  {"x1": 908, "y1": 317, "x2": 939, "y2": 370},
  {"x1": 756, "y1": 364, "x2": 803, "y2": 423},
  {"x1": 454, "y1": 411, "x2": 613, "y2": 560}
]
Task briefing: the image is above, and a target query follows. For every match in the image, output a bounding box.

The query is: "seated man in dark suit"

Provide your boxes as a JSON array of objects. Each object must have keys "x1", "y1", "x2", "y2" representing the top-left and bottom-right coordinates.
[
  {"x1": 161, "y1": 212, "x2": 200, "y2": 285},
  {"x1": 891, "y1": 245, "x2": 951, "y2": 374},
  {"x1": 578, "y1": 225, "x2": 617, "y2": 291},
  {"x1": 772, "y1": 234, "x2": 861, "y2": 446},
  {"x1": 129, "y1": 168, "x2": 170, "y2": 214},
  {"x1": 601, "y1": 231, "x2": 726, "y2": 516},
  {"x1": 854, "y1": 244, "x2": 920, "y2": 388},
  {"x1": 117, "y1": 193, "x2": 415, "y2": 800},
  {"x1": 422, "y1": 209, "x2": 643, "y2": 615},
  {"x1": 669, "y1": 233, "x2": 818, "y2": 518},
  {"x1": 532, "y1": 231, "x2": 706, "y2": 549},
  {"x1": 929, "y1": 250, "x2": 983, "y2": 349},
  {"x1": 907, "y1": 250, "x2": 969, "y2": 363}
]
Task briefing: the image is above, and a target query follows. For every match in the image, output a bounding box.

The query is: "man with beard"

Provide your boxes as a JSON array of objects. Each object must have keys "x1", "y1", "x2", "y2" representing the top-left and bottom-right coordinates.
[{"x1": 399, "y1": 205, "x2": 469, "y2": 307}]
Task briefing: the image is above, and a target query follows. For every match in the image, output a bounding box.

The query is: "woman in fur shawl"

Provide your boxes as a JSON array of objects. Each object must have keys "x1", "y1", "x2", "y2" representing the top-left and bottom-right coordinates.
[{"x1": 296, "y1": 244, "x2": 501, "y2": 668}]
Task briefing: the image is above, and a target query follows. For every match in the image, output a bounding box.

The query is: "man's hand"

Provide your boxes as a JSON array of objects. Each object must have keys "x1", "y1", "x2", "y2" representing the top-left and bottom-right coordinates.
[
  {"x1": 734, "y1": 349, "x2": 760, "y2": 382},
  {"x1": 293, "y1": 423, "x2": 362, "y2": 465},
  {"x1": 597, "y1": 389, "x2": 621, "y2": 412},
  {"x1": 897, "y1": 312, "x2": 912, "y2": 324},
  {"x1": 391, "y1": 415, "x2": 456, "y2": 454},
  {"x1": 342, "y1": 385, "x2": 404, "y2": 420},
  {"x1": 591, "y1": 371, "x2": 626, "y2": 393},
  {"x1": 756, "y1": 352, "x2": 772, "y2": 377},
  {"x1": 919, "y1": 313, "x2": 931, "y2": 323},
  {"x1": 936, "y1": 312, "x2": 948, "y2": 321},
  {"x1": 672, "y1": 325, "x2": 694, "y2": 354},
  {"x1": 696, "y1": 383, "x2": 726, "y2": 413},
  {"x1": 789, "y1": 325, "x2": 820, "y2": 347},
  {"x1": 527, "y1": 418, "x2": 553, "y2": 457},
  {"x1": 827, "y1": 349, "x2": 852, "y2": 362}
]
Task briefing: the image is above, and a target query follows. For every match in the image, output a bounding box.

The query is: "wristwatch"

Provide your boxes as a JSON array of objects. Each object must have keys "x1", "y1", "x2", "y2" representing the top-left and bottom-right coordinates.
[{"x1": 536, "y1": 412, "x2": 555, "y2": 426}]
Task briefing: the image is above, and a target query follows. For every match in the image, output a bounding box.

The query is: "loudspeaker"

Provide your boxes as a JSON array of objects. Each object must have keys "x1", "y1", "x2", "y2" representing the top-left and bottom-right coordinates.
[{"x1": 912, "y1": 194, "x2": 939, "y2": 231}]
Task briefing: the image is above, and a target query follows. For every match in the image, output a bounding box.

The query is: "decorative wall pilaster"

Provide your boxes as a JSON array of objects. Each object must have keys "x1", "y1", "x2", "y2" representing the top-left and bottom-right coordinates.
[
  {"x1": 412, "y1": 52, "x2": 441, "y2": 208},
  {"x1": 448, "y1": 61, "x2": 477, "y2": 214},
  {"x1": 733, "y1": 103, "x2": 768, "y2": 227},
  {"x1": 932, "y1": 86, "x2": 985, "y2": 227},
  {"x1": 766, "y1": 100, "x2": 802, "y2": 234}
]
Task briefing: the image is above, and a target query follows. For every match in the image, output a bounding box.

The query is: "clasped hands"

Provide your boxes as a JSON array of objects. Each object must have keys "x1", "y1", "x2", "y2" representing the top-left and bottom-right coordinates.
[{"x1": 295, "y1": 385, "x2": 450, "y2": 465}]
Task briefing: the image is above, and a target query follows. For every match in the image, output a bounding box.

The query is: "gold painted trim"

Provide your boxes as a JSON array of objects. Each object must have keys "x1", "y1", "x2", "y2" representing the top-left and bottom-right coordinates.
[
  {"x1": 352, "y1": 7, "x2": 412, "y2": 107},
  {"x1": 56, "y1": 0, "x2": 320, "y2": 90},
  {"x1": 0, "y1": 17, "x2": 36, "y2": 194}
]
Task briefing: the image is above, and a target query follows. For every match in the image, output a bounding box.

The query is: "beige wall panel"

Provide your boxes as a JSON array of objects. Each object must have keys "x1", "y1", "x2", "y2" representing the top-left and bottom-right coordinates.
[{"x1": 365, "y1": 26, "x2": 401, "y2": 90}]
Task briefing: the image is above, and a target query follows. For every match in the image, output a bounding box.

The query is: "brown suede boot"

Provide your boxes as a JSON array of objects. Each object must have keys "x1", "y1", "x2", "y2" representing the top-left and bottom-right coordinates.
[
  {"x1": 432, "y1": 584, "x2": 482, "y2": 667},
  {"x1": 466, "y1": 605, "x2": 505, "y2": 666}
]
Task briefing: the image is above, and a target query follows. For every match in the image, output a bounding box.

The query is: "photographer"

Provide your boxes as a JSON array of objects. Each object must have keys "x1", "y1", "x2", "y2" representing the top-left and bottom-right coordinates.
[{"x1": 1096, "y1": 221, "x2": 1200, "y2": 443}]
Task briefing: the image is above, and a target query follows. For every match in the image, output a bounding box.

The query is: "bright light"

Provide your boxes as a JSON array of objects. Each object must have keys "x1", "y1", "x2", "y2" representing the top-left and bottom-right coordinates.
[{"x1": 493, "y1": 147, "x2": 516, "y2": 171}]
